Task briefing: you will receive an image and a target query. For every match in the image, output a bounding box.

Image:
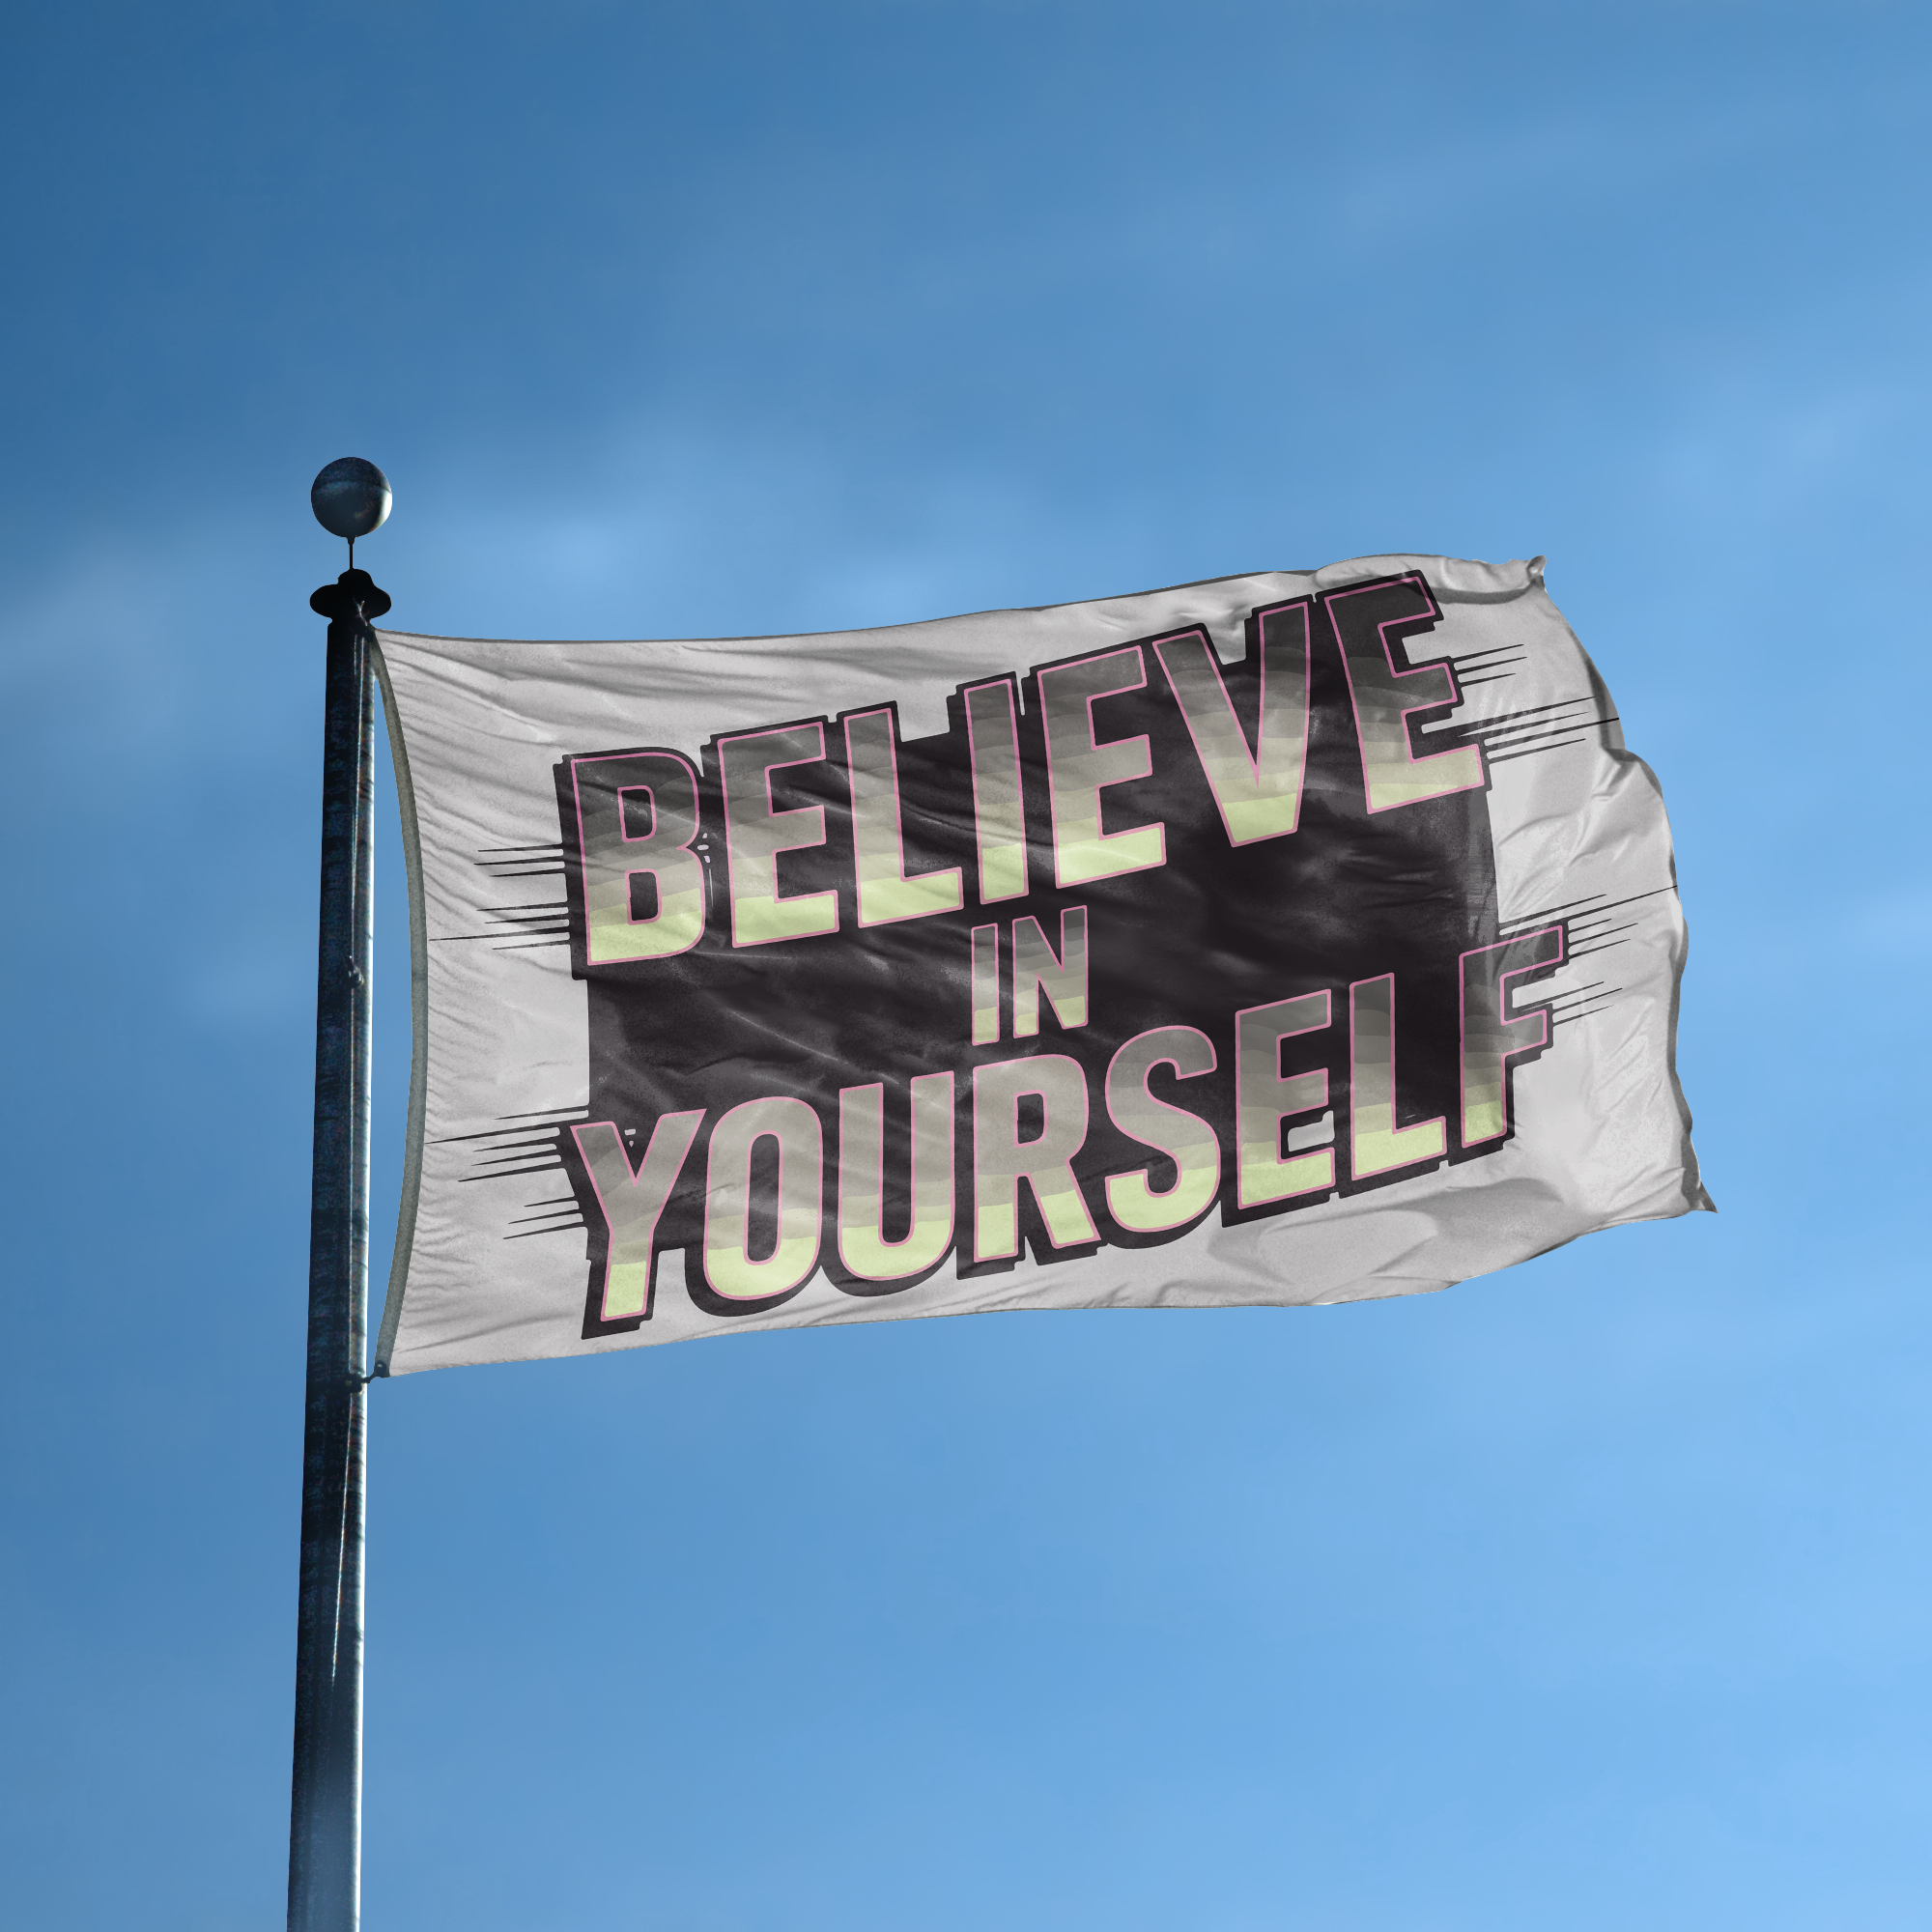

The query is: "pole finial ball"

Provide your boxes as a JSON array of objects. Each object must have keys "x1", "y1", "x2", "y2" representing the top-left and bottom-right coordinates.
[{"x1": 311, "y1": 458, "x2": 393, "y2": 541}]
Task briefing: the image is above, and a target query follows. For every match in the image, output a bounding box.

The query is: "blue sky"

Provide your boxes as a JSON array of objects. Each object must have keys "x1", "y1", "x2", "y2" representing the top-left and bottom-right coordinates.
[{"x1": 3, "y1": 3, "x2": 1928, "y2": 1927}]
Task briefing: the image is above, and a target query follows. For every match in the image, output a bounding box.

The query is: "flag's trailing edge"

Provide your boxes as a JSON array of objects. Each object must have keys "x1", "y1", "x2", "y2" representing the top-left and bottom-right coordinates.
[{"x1": 370, "y1": 554, "x2": 1709, "y2": 1377}]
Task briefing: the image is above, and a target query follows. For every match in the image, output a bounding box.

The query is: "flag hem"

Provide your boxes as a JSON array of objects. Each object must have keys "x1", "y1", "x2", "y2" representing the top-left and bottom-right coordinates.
[{"x1": 370, "y1": 638, "x2": 430, "y2": 1377}]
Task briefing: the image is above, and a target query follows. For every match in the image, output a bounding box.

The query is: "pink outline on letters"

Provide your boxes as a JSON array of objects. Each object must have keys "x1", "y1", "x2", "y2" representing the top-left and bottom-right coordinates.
[
  {"x1": 704, "y1": 1095, "x2": 822, "y2": 1297},
  {"x1": 716, "y1": 722, "x2": 840, "y2": 950},
  {"x1": 1325, "y1": 573, "x2": 1486, "y2": 815},
  {"x1": 836, "y1": 1072, "x2": 957, "y2": 1282},
  {"x1": 570, "y1": 1111, "x2": 705, "y2": 1322},
  {"x1": 1009, "y1": 904, "x2": 1088, "y2": 1037},
  {"x1": 843, "y1": 704, "x2": 963, "y2": 926},
  {"x1": 570, "y1": 751, "x2": 704, "y2": 959},
  {"x1": 1151, "y1": 600, "x2": 1313, "y2": 847},
  {"x1": 1232, "y1": 989, "x2": 1334, "y2": 1207},
  {"x1": 1103, "y1": 1024, "x2": 1219, "y2": 1229},
  {"x1": 971, "y1": 922, "x2": 1000, "y2": 1044},
  {"x1": 971, "y1": 1055, "x2": 1096, "y2": 1262},
  {"x1": 1347, "y1": 972, "x2": 1446, "y2": 1179},
  {"x1": 963, "y1": 676, "x2": 1029, "y2": 904},
  {"x1": 1037, "y1": 645, "x2": 1167, "y2": 889},
  {"x1": 1457, "y1": 923, "x2": 1566, "y2": 1147}
]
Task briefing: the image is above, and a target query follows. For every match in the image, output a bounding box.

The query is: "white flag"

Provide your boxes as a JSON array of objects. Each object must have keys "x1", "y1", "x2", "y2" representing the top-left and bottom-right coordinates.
[{"x1": 370, "y1": 553, "x2": 1708, "y2": 1377}]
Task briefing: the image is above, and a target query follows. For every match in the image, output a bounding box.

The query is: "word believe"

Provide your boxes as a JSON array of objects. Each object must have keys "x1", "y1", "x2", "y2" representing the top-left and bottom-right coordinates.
[{"x1": 564, "y1": 574, "x2": 1486, "y2": 965}]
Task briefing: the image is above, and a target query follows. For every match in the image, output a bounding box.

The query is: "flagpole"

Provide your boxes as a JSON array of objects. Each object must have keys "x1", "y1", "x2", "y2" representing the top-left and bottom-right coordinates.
[{"x1": 291, "y1": 463, "x2": 392, "y2": 1932}]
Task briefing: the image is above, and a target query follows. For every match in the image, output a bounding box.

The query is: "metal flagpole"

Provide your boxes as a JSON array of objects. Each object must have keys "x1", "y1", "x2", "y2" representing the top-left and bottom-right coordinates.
[{"x1": 291, "y1": 461, "x2": 392, "y2": 1932}]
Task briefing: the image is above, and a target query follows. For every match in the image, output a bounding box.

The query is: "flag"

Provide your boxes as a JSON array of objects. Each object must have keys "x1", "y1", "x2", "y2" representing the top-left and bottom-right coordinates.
[{"x1": 370, "y1": 553, "x2": 1708, "y2": 1376}]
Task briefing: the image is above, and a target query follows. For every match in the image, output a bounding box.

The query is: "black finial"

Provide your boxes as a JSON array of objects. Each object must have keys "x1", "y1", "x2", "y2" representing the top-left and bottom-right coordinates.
[
  {"x1": 311, "y1": 457, "x2": 392, "y2": 569},
  {"x1": 311, "y1": 571, "x2": 392, "y2": 624}
]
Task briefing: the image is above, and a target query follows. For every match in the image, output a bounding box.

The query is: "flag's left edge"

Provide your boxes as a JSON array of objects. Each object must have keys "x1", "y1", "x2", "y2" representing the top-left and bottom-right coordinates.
[{"x1": 369, "y1": 637, "x2": 428, "y2": 1378}]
